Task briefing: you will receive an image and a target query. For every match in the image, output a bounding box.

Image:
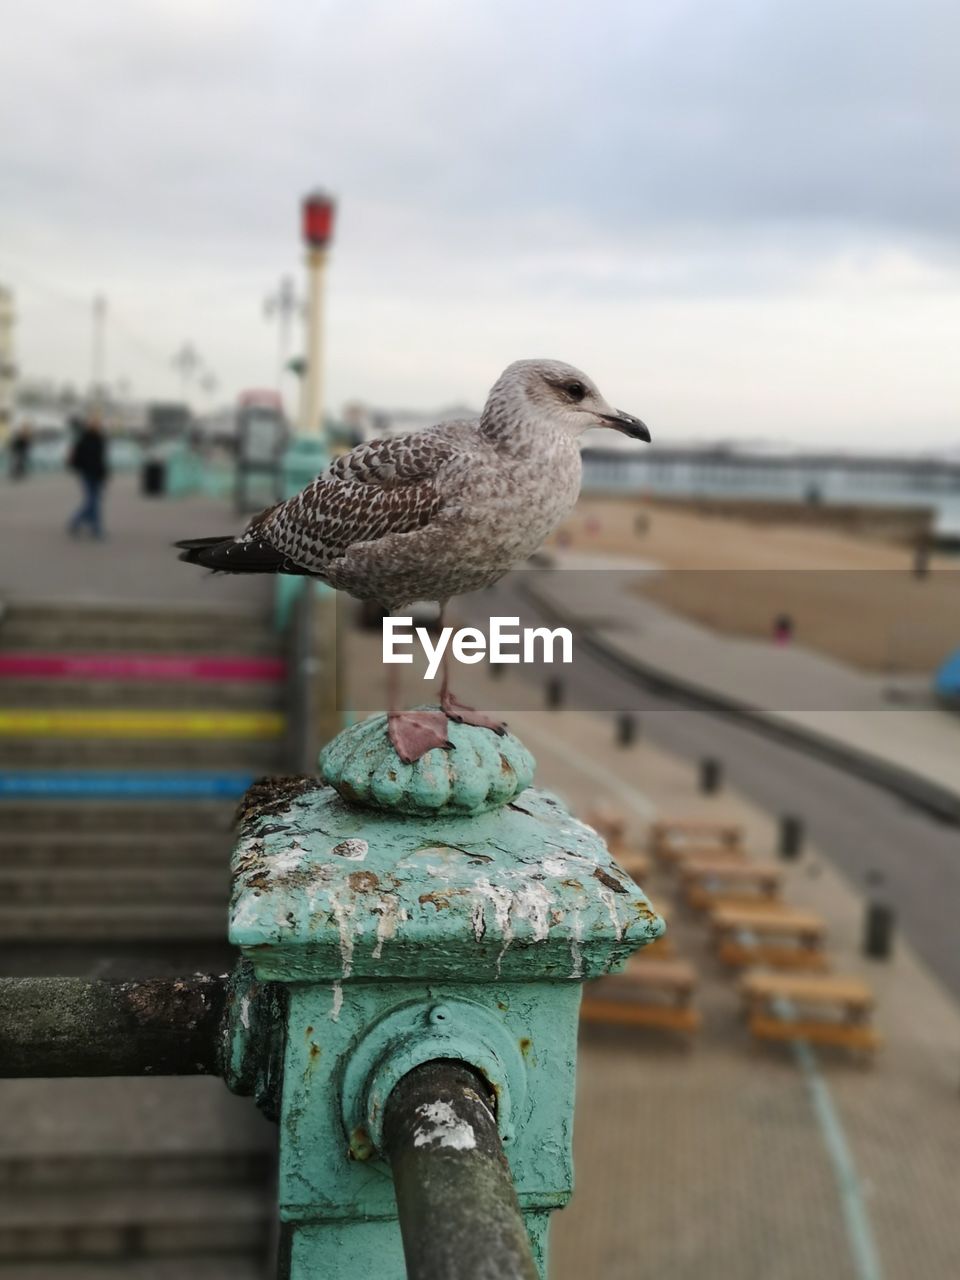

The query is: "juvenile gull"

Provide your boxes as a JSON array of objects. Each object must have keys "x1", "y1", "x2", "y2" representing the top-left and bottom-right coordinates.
[{"x1": 176, "y1": 358, "x2": 650, "y2": 760}]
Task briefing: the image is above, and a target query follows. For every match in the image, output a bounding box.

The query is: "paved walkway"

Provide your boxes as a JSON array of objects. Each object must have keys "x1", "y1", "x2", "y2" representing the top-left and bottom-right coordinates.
[
  {"x1": 342, "y1": 634, "x2": 960, "y2": 1279},
  {"x1": 518, "y1": 710, "x2": 960, "y2": 1280},
  {"x1": 526, "y1": 554, "x2": 960, "y2": 814},
  {"x1": 0, "y1": 471, "x2": 271, "y2": 612}
]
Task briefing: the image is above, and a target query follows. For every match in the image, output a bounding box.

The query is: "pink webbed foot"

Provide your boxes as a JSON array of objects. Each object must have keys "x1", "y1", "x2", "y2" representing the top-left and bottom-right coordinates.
[
  {"x1": 440, "y1": 691, "x2": 508, "y2": 736},
  {"x1": 387, "y1": 709, "x2": 454, "y2": 764}
]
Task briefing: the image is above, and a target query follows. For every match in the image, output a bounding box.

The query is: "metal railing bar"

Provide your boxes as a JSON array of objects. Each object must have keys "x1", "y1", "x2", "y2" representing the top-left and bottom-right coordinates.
[
  {"x1": 0, "y1": 974, "x2": 226, "y2": 1078},
  {"x1": 383, "y1": 1060, "x2": 539, "y2": 1280}
]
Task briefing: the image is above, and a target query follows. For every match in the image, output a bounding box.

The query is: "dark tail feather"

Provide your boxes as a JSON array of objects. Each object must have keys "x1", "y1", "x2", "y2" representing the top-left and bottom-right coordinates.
[{"x1": 174, "y1": 535, "x2": 307, "y2": 575}]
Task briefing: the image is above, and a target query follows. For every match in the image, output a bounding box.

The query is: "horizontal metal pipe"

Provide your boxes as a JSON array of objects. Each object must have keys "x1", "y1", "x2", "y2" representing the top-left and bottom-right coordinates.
[
  {"x1": 0, "y1": 974, "x2": 226, "y2": 1077},
  {"x1": 383, "y1": 1060, "x2": 539, "y2": 1280}
]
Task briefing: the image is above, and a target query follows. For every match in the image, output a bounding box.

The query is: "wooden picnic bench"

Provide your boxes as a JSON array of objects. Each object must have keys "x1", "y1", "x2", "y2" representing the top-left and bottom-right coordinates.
[
  {"x1": 739, "y1": 971, "x2": 881, "y2": 1056},
  {"x1": 581, "y1": 958, "x2": 701, "y2": 1036},
  {"x1": 681, "y1": 857, "x2": 783, "y2": 910},
  {"x1": 612, "y1": 851, "x2": 652, "y2": 883},
  {"x1": 586, "y1": 808, "x2": 651, "y2": 882},
  {"x1": 710, "y1": 903, "x2": 828, "y2": 970},
  {"x1": 650, "y1": 819, "x2": 744, "y2": 865}
]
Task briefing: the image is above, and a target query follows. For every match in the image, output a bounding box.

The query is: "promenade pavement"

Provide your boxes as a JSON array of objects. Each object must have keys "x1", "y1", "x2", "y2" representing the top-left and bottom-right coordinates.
[
  {"x1": 0, "y1": 470, "x2": 271, "y2": 612},
  {"x1": 525, "y1": 553, "x2": 960, "y2": 813},
  {"x1": 342, "y1": 636, "x2": 960, "y2": 1280}
]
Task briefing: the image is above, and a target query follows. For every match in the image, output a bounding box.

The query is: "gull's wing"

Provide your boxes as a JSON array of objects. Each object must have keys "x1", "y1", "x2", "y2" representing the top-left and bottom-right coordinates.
[{"x1": 250, "y1": 428, "x2": 467, "y2": 570}]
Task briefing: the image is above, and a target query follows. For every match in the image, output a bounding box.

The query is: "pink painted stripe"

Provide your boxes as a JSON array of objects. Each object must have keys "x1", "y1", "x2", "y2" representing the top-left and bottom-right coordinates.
[{"x1": 0, "y1": 653, "x2": 287, "y2": 682}]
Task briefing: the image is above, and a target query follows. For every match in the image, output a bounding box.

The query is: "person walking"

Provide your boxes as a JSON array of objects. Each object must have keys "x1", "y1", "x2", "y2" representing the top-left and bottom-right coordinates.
[
  {"x1": 67, "y1": 415, "x2": 109, "y2": 538},
  {"x1": 9, "y1": 423, "x2": 32, "y2": 479}
]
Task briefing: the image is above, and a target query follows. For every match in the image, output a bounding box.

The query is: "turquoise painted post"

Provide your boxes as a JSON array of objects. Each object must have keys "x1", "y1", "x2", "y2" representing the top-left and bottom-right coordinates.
[{"x1": 225, "y1": 714, "x2": 664, "y2": 1278}]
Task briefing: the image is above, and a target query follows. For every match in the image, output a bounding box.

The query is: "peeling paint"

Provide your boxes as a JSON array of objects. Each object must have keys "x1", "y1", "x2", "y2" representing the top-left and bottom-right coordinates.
[
  {"x1": 331, "y1": 838, "x2": 368, "y2": 861},
  {"x1": 229, "y1": 781, "x2": 664, "y2": 983}
]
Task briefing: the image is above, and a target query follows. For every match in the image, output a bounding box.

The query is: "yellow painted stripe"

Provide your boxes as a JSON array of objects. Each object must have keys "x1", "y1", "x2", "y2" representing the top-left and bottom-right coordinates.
[{"x1": 0, "y1": 710, "x2": 286, "y2": 739}]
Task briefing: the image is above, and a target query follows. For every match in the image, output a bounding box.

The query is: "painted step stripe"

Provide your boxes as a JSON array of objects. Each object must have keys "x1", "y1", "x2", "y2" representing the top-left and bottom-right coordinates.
[
  {"x1": 0, "y1": 710, "x2": 286, "y2": 738},
  {"x1": 0, "y1": 772, "x2": 253, "y2": 798},
  {"x1": 0, "y1": 653, "x2": 286, "y2": 681}
]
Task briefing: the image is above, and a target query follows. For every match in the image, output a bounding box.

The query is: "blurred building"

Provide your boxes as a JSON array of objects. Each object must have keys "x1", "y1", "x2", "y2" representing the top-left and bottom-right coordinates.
[
  {"x1": 0, "y1": 285, "x2": 15, "y2": 444},
  {"x1": 581, "y1": 440, "x2": 960, "y2": 542},
  {"x1": 342, "y1": 399, "x2": 480, "y2": 444}
]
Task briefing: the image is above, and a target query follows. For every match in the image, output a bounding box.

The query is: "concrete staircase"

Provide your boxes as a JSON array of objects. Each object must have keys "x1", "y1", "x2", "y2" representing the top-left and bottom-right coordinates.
[
  {"x1": 0, "y1": 601, "x2": 287, "y2": 1275},
  {"x1": 0, "y1": 1077, "x2": 274, "y2": 1276},
  {"x1": 0, "y1": 602, "x2": 285, "y2": 952}
]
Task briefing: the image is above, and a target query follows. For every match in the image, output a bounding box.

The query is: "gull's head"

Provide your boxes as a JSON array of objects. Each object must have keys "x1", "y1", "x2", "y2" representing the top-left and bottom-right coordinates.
[{"x1": 482, "y1": 358, "x2": 651, "y2": 445}]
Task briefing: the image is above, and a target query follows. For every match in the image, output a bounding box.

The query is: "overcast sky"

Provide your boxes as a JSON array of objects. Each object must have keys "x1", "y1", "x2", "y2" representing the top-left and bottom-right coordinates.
[{"x1": 1, "y1": 0, "x2": 957, "y2": 448}]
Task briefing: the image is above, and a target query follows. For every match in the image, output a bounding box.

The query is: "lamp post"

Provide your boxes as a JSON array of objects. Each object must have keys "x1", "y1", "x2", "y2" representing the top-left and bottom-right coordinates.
[
  {"x1": 91, "y1": 294, "x2": 107, "y2": 411},
  {"x1": 264, "y1": 274, "x2": 303, "y2": 401},
  {"x1": 172, "y1": 342, "x2": 200, "y2": 404},
  {"x1": 299, "y1": 190, "x2": 336, "y2": 437}
]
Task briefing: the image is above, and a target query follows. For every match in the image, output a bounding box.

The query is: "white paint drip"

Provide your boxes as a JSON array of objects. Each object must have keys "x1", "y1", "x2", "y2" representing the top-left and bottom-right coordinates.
[
  {"x1": 471, "y1": 900, "x2": 486, "y2": 941},
  {"x1": 329, "y1": 981, "x2": 343, "y2": 1022},
  {"x1": 569, "y1": 909, "x2": 584, "y2": 978},
  {"x1": 326, "y1": 889, "x2": 356, "y2": 978},
  {"x1": 596, "y1": 885, "x2": 625, "y2": 941},
  {"x1": 412, "y1": 1101, "x2": 477, "y2": 1151},
  {"x1": 512, "y1": 880, "x2": 553, "y2": 943},
  {"x1": 239, "y1": 995, "x2": 251, "y2": 1030},
  {"x1": 474, "y1": 878, "x2": 513, "y2": 938},
  {"x1": 473, "y1": 877, "x2": 515, "y2": 974},
  {"x1": 371, "y1": 896, "x2": 405, "y2": 960}
]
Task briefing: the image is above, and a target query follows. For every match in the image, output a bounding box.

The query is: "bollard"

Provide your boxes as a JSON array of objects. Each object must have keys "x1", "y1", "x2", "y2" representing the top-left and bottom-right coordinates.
[
  {"x1": 779, "y1": 814, "x2": 805, "y2": 860},
  {"x1": 616, "y1": 712, "x2": 637, "y2": 747},
  {"x1": 699, "y1": 757, "x2": 722, "y2": 794},
  {"x1": 863, "y1": 900, "x2": 895, "y2": 960},
  {"x1": 545, "y1": 676, "x2": 564, "y2": 709},
  {"x1": 862, "y1": 872, "x2": 894, "y2": 960},
  {"x1": 224, "y1": 717, "x2": 664, "y2": 1278},
  {"x1": 913, "y1": 540, "x2": 930, "y2": 580}
]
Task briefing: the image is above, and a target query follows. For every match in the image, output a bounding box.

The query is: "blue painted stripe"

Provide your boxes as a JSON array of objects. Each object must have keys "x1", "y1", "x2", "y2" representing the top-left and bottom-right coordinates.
[
  {"x1": 0, "y1": 772, "x2": 254, "y2": 798},
  {"x1": 773, "y1": 997, "x2": 883, "y2": 1280}
]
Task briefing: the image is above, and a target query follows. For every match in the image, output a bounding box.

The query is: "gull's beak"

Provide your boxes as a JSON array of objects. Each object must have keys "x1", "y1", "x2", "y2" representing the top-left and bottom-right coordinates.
[{"x1": 599, "y1": 410, "x2": 651, "y2": 443}]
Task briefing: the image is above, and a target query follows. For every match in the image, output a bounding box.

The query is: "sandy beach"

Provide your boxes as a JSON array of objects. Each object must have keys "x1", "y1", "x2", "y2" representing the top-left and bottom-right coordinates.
[{"x1": 550, "y1": 496, "x2": 960, "y2": 674}]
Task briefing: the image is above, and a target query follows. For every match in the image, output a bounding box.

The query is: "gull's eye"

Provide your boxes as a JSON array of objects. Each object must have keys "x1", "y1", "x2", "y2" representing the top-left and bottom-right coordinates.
[{"x1": 565, "y1": 381, "x2": 586, "y2": 402}]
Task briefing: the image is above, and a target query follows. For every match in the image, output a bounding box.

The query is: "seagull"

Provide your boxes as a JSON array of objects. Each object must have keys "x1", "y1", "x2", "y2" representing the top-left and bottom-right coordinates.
[{"x1": 176, "y1": 359, "x2": 651, "y2": 762}]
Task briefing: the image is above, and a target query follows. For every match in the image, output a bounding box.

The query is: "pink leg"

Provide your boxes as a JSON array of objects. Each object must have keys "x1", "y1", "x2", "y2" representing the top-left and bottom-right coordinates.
[
  {"x1": 438, "y1": 604, "x2": 507, "y2": 736},
  {"x1": 386, "y1": 616, "x2": 451, "y2": 763}
]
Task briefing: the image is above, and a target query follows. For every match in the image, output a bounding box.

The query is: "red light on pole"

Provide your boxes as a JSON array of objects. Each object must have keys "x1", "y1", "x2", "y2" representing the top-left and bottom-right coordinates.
[{"x1": 302, "y1": 190, "x2": 336, "y2": 249}]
